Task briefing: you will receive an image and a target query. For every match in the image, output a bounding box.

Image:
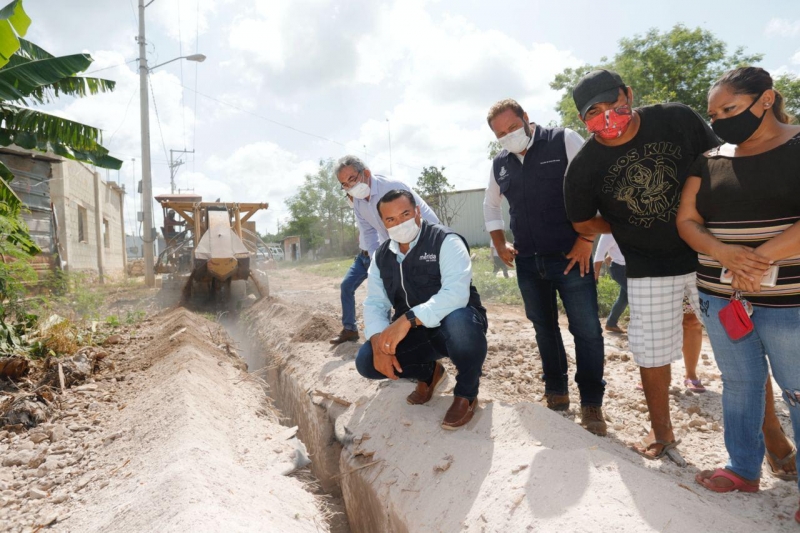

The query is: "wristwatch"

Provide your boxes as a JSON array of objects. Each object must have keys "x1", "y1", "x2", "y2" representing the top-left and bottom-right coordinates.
[{"x1": 405, "y1": 310, "x2": 418, "y2": 328}]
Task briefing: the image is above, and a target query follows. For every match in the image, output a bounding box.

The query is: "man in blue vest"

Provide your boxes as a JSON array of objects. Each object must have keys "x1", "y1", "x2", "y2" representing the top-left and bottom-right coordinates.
[
  {"x1": 329, "y1": 155, "x2": 440, "y2": 345},
  {"x1": 483, "y1": 98, "x2": 606, "y2": 436},
  {"x1": 355, "y1": 189, "x2": 488, "y2": 430}
]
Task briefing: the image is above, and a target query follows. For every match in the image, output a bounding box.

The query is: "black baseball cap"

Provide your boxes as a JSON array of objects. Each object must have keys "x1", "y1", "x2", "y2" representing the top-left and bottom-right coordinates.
[{"x1": 573, "y1": 69, "x2": 626, "y2": 118}]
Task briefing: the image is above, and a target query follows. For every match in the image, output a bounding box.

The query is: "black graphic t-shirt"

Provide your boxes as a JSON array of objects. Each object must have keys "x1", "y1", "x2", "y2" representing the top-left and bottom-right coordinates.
[{"x1": 565, "y1": 103, "x2": 719, "y2": 278}]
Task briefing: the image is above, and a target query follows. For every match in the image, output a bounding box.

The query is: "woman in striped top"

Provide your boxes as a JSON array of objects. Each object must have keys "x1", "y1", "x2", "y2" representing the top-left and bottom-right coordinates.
[{"x1": 678, "y1": 67, "x2": 800, "y2": 517}]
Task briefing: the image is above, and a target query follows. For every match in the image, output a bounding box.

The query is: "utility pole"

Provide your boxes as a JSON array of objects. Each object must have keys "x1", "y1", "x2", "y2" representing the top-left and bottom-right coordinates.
[
  {"x1": 137, "y1": 0, "x2": 155, "y2": 287},
  {"x1": 169, "y1": 149, "x2": 194, "y2": 193}
]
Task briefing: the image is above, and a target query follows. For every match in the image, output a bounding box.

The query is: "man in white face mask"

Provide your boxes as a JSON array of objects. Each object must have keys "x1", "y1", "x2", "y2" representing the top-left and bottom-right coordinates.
[
  {"x1": 357, "y1": 190, "x2": 488, "y2": 430},
  {"x1": 482, "y1": 98, "x2": 608, "y2": 437},
  {"x1": 329, "y1": 155, "x2": 439, "y2": 345}
]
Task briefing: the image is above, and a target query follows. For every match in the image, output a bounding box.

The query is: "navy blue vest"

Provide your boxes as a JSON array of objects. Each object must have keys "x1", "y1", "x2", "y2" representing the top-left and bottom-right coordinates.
[
  {"x1": 492, "y1": 126, "x2": 577, "y2": 256},
  {"x1": 374, "y1": 221, "x2": 486, "y2": 323}
]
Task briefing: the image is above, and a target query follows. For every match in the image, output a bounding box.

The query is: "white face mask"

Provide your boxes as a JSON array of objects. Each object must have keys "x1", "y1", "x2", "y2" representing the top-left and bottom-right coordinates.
[
  {"x1": 498, "y1": 126, "x2": 530, "y2": 154},
  {"x1": 347, "y1": 182, "x2": 370, "y2": 199},
  {"x1": 387, "y1": 218, "x2": 420, "y2": 244}
]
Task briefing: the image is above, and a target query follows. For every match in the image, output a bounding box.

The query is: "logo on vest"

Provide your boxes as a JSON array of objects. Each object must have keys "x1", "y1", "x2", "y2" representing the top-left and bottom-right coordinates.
[
  {"x1": 419, "y1": 252, "x2": 437, "y2": 263},
  {"x1": 539, "y1": 159, "x2": 562, "y2": 165},
  {"x1": 498, "y1": 166, "x2": 508, "y2": 180}
]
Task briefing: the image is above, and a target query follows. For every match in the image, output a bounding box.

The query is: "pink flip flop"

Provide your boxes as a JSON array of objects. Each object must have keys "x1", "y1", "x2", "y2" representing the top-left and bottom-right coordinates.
[
  {"x1": 684, "y1": 378, "x2": 706, "y2": 393},
  {"x1": 697, "y1": 468, "x2": 759, "y2": 493}
]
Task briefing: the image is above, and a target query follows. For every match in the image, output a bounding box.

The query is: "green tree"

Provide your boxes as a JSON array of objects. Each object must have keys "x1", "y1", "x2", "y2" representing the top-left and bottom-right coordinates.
[
  {"x1": 550, "y1": 25, "x2": 763, "y2": 135},
  {"x1": 487, "y1": 140, "x2": 501, "y2": 160},
  {"x1": 774, "y1": 73, "x2": 800, "y2": 122},
  {"x1": 285, "y1": 159, "x2": 356, "y2": 257},
  {"x1": 414, "y1": 166, "x2": 463, "y2": 227}
]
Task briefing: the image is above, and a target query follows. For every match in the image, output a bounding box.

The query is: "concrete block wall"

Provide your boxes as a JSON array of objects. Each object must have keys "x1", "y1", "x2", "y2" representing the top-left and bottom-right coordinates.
[{"x1": 50, "y1": 160, "x2": 126, "y2": 278}]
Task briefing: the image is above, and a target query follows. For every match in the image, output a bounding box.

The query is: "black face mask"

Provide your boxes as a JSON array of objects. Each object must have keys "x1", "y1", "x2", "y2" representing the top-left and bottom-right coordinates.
[{"x1": 711, "y1": 91, "x2": 767, "y2": 145}]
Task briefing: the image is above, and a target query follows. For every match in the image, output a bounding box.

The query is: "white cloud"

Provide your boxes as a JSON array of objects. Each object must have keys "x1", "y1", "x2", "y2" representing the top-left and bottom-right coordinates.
[
  {"x1": 765, "y1": 18, "x2": 800, "y2": 37},
  {"x1": 343, "y1": 0, "x2": 581, "y2": 191},
  {"x1": 204, "y1": 142, "x2": 320, "y2": 232},
  {"x1": 147, "y1": 0, "x2": 224, "y2": 49},
  {"x1": 227, "y1": 0, "x2": 381, "y2": 95},
  {"x1": 793, "y1": 50, "x2": 800, "y2": 65},
  {"x1": 37, "y1": 0, "x2": 584, "y2": 236}
]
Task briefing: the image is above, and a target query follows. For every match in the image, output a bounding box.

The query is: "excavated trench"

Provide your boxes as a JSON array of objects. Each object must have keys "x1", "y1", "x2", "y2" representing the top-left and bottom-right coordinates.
[
  {"x1": 224, "y1": 301, "x2": 406, "y2": 533},
  {"x1": 222, "y1": 295, "x2": 781, "y2": 533}
]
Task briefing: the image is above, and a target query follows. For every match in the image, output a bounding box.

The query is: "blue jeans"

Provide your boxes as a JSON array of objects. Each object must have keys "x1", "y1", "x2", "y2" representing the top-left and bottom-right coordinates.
[
  {"x1": 515, "y1": 254, "x2": 605, "y2": 406},
  {"x1": 355, "y1": 307, "x2": 488, "y2": 400},
  {"x1": 699, "y1": 294, "x2": 800, "y2": 489},
  {"x1": 607, "y1": 262, "x2": 628, "y2": 328},
  {"x1": 340, "y1": 253, "x2": 370, "y2": 332}
]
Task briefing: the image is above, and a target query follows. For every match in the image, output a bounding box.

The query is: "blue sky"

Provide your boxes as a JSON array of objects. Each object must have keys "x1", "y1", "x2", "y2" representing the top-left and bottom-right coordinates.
[{"x1": 26, "y1": 0, "x2": 800, "y2": 233}]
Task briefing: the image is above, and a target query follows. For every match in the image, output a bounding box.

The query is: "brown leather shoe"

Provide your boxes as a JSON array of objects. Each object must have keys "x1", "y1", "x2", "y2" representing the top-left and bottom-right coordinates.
[
  {"x1": 329, "y1": 328, "x2": 359, "y2": 345},
  {"x1": 442, "y1": 396, "x2": 477, "y2": 430},
  {"x1": 604, "y1": 325, "x2": 626, "y2": 334},
  {"x1": 580, "y1": 405, "x2": 608, "y2": 436},
  {"x1": 406, "y1": 362, "x2": 446, "y2": 405},
  {"x1": 544, "y1": 393, "x2": 570, "y2": 411}
]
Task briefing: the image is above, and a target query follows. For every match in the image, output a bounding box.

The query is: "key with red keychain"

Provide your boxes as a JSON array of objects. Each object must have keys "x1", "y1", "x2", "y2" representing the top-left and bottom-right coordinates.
[{"x1": 718, "y1": 291, "x2": 754, "y2": 340}]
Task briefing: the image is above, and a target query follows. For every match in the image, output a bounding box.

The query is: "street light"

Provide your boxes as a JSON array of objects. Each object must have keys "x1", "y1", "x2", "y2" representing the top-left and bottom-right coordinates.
[
  {"x1": 137, "y1": 0, "x2": 205, "y2": 287},
  {"x1": 149, "y1": 54, "x2": 206, "y2": 71}
]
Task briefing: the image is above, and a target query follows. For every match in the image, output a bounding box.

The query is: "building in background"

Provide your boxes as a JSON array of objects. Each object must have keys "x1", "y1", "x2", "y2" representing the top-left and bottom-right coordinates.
[
  {"x1": 2, "y1": 147, "x2": 127, "y2": 282},
  {"x1": 441, "y1": 188, "x2": 511, "y2": 247}
]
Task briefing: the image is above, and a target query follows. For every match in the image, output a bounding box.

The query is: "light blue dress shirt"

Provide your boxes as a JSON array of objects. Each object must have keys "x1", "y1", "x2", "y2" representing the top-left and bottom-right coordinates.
[
  {"x1": 354, "y1": 174, "x2": 439, "y2": 254},
  {"x1": 363, "y1": 231, "x2": 472, "y2": 340}
]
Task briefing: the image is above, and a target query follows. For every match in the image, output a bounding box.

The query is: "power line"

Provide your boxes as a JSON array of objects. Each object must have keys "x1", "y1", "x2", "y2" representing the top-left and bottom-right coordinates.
[
  {"x1": 84, "y1": 59, "x2": 137, "y2": 76},
  {"x1": 191, "y1": 0, "x2": 200, "y2": 174},
  {"x1": 148, "y1": 76, "x2": 171, "y2": 167},
  {"x1": 106, "y1": 88, "x2": 138, "y2": 148},
  {"x1": 177, "y1": 0, "x2": 187, "y2": 149},
  {"x1": 128, "y1": 0, "x2": 138, "y2": 27},
  {"x1": 169, "y1": 80, "x2": 424, "y2": 174}
]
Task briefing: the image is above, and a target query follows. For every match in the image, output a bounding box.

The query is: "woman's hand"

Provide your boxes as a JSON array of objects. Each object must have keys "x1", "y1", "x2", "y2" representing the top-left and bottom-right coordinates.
[
  {"x1": 712, "y1": 243, "x2": 772, "y2": 281},
  {"x1": 731, "y1": 273, "x2": 762, "y2": 294}
]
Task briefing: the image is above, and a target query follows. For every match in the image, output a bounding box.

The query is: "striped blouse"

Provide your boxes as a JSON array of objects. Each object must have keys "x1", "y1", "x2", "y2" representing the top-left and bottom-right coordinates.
[{"x1": 690, "y1": 132, "x2": 800, "y2": 307}]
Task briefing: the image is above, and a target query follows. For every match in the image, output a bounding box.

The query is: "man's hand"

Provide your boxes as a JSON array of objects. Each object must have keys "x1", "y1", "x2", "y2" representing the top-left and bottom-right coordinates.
[
  {"x1": 712, "y1": 243, "x2": 771, "y2": 281},
  {"x1": 565, "y1": 237, "x2": 594, "y2": 276},
  {"x1": 377, "y1": 315, "x2": 413, "y2": 355},
  {"x1": 497, "y1": 241, "x2": 518, "y2": 268},
  {"x1": 594, "y1": 261, "x2": 603, "y2": 282},
  {"x1": 370, "y1": 333, "x2": 403, "y2": 379}
]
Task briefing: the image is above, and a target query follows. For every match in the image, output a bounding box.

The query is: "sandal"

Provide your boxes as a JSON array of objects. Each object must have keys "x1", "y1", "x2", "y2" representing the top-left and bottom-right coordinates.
[
  {"x1": 696, "y1": 468, "x2": 759, "y2": 493},
  {"x1": 684, "y1": 378, "x2": 706, "y2": 393},
  {"x1": 765, "y1": 446, "x2": 798, "y2": 481},
  {"x1": 632, "y1": 438, "x2": 681, "y2": 460}
]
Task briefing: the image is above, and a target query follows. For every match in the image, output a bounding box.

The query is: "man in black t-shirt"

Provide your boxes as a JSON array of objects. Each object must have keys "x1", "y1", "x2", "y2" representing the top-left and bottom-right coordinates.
[{"x1": 564, "y1": 70, "x2": 719, "y2": 459}]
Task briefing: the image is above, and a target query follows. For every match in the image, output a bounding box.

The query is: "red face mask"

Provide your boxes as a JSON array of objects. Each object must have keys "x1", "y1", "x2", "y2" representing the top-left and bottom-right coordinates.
[{"x1": 585, "y1": 105, "x2": 632, "y2": 139}]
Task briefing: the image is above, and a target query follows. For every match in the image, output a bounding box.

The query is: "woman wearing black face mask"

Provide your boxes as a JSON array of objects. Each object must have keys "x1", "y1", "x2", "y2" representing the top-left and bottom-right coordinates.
[{"x1": 677, "y1": 67, "x2": 800, "y2": 516}]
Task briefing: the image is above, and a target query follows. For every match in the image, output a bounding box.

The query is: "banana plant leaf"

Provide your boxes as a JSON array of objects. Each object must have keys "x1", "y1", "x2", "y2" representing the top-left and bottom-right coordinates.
[
  {"x1": 0, "y1": 0, "x2": 29, "y2": 69},
  {"x1": 4, "y1": 40, "x2": 115, "y2": 104},
  {"x1": 0, "y1": 105, "x2": 122, "y2": 169},
  {"x1": 0, "y1": 164, "x2": 38, "y2": 256},
  {"x1": 0, "y1": 166, "x2": 20, "y2": 212},
  {"x1": 0, "y1": 53, "x2": 101, "y2": 103},
  {"x1": 1, "y1": 103, "x2": 102, "y2": 150}
]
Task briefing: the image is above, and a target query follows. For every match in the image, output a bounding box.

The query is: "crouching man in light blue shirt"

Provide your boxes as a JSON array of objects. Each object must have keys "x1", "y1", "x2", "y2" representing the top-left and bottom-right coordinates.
[
  {"x1": 355, "y1": 189, "x2": 488, "y2": 430},
  {"x1": 329, "y1": 155, "x2": 439, "y2": 345}
]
